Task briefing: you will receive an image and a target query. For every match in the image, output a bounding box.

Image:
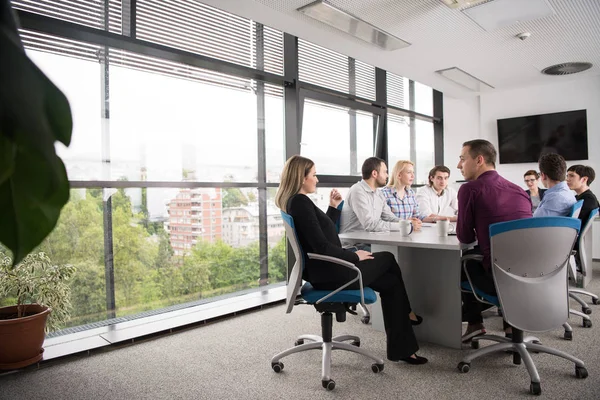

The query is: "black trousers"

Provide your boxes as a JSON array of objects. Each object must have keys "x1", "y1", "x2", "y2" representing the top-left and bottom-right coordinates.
[
  {"x1": 311, "y1": 251, "x2": 419, "y2": 360},
  {"x1": 461, "y1": 249, "x2": 510, "y2": 330}
]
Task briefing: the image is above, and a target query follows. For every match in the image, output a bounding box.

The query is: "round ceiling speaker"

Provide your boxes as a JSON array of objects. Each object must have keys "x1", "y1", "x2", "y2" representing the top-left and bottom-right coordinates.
[{"x1": 541, "y1": 62, "x2": 592, "y2": 75}]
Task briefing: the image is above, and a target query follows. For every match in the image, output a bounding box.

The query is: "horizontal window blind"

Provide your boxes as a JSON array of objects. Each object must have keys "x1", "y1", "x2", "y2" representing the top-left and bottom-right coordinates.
[
  {"x1": 387, "y1": 72, "x2": 408, "y2": 110},
  {"x1": 20, "y1": 29, "x2": 102, "y2": 62},
  {"x1": 12, "y1": 0, "x2": 122, "y2": 33},
  {"x1": 299, "y1": 39, "x2": 376, "y2": 101},
  {"x1": 136, "y1": 0, "x2": 283, "y2": 75}
]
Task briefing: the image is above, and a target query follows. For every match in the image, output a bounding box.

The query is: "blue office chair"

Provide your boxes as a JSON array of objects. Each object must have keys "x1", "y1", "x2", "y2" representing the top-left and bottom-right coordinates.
[
  {"x1": 271, "y1": 211, "x2": 384, "y2": 391},
  {"x1": 458, "y1": 217, "x2": 587, "y2": 395},
  {"x1": 569, "y1": 199, "x2": 584, "y2": 219},
  {"x1": 567, "y1": 208, "x2": 599, "y2": 326},
  {"x1": 335, "y1": 200, "x2": 344, "y2": 233}
]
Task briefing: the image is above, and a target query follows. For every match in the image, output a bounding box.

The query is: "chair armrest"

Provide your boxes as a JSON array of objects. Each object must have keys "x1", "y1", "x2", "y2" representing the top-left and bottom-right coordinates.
[{"x1": 306, "y1": 253, "x2": 369, "y2": 316}]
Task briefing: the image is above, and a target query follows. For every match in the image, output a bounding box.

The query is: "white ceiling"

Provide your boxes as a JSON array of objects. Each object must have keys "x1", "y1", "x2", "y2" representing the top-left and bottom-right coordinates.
[{"x1": 200, "y1": 0, "x2": 600, "y2": 98}]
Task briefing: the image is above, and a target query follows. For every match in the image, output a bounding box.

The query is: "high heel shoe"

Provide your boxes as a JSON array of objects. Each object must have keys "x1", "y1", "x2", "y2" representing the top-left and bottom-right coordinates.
[{"x1": 410, "y1": 314, "x2": 423, "y2": 326}]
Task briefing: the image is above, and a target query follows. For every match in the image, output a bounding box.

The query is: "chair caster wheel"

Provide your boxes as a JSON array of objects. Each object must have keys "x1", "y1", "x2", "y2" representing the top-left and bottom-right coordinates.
[
  {"x1": 351, "y1": 340, "x2": 360, "y2": 347},
  {"x1": 530, "y1": 340, "x2": 541, "y2": 354},
  {"x1": 575, "y1": 366, "x2": 588, "y2": 379},
  {"x1": 457, "y1": 362, "x2": 470, "y2": 373},
  {"x1": 271, "y1": 362, "x2": 284, "y2": 373},
  {"x1": 583, "y1": 319, "x2": 592, "y2": 328},
  {"x1": 322, "y1": 379, "x2": 335, "y2": 390},
  {"x1": 583, "y1": 307, "x2": 592, "y2": 315},
  {"x1": 361, "y1": 315, "x2": 370, "y2": 324},
  {"x1": 295, "y1": 339, "x2": 304, "y2": 346},
  {"x1": 564, "y1": 331, "x2": 573, "y2": 340},
  {"x1": 471, "y1": 340, "x2": 480, "y2": 349},
  {"x1": 592, "y1": 297, "x2": 599, "y2": 305},
  {"x1": 371, "y1": 363, "x2": 384, "y2": 373},
  {"x1": 530, "y1": 381, "x2": 541, "y2": 395}
]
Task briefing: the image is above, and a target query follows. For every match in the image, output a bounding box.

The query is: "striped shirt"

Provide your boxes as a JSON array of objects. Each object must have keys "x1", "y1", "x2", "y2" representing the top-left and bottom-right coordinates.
[{"x1": 380, "y1": 186, "x2": 426, "y2": 220}]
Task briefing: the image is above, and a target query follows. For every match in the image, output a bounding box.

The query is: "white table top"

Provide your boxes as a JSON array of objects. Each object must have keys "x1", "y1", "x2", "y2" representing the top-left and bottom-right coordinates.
[{"x1": 339, "y1": 224, "x2": 474, "y2": 251}]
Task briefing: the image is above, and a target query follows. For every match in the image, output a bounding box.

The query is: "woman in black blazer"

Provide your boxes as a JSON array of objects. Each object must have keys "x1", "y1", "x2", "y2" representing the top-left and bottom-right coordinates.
[
  {"x1": 275, "y1": 155, "x2": 427, "y2": 365},
  {"x1": 524, "y1": 170, "x2": 547, "y2": 213}
]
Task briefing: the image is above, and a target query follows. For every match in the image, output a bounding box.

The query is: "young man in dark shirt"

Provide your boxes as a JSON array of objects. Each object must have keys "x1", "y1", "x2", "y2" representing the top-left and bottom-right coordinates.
[
  {"x1": 567, "y1": 165, "x2": 599, "y2": 225},
  {"x1": 456, "y1": 139, "x2": 532, "y2": 342}
]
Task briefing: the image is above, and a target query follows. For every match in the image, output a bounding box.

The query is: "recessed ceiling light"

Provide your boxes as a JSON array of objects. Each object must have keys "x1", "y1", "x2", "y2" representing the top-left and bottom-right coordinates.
[
  {"x1": 436, "y1": 67, "x2": 494, "y2": 91},
  {"x1": 463, "y1": 0, "x2": 554, "y2": 31},
  {"x1": 297, "y1": 1, "x2": 410, "y2": 51}
]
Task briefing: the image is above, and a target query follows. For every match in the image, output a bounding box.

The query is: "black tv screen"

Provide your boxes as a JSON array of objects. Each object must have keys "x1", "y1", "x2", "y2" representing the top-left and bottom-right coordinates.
[{"x1": 497, "y1": 109, "x2": 588, "y2": 164}]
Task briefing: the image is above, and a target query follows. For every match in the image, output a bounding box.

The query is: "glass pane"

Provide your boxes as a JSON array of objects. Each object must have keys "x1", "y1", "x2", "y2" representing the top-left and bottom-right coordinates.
[
  {"x1": 267, "y1": 188, "x2": 287, "y2": 284},
  {"x1": 307, "y1": 186, "x2": 352, "y2": 213},
  {"x1": 301, "y1": 99, "x2": 376, "y2": 175},
  {"x1": 107, "y1": 186, "x2": 264, "y2": 320},
  {"x1": 414, "y1": 81, "x2": 434, "y2": 116},
  {"x1": 415, "y1": 120, "x2": 435, "y2": 185},
  {"x1": 27, "y1": 50, "x2": 103, "y2": 181},
  {"x1": 110, "y1": 62, "x2": 258, "y2": 182},
  {"x1": 265, "y1": 90, "x2": 285, "y2": 183},
  {"x1": 387, "y1": 114, "x2": 411, "y2": 165}
]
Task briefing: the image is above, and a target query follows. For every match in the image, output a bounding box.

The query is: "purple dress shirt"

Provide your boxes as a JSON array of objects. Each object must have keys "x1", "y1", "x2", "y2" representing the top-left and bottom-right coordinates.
[{"x1": 457, "y1": 170, "x2": 532, "y2": 270}]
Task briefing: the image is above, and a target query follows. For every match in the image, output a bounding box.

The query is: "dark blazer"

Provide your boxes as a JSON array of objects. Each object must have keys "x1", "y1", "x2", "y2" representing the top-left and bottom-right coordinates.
[
  {"x1": 526, "y1": 188, "x2": 547, "y2": 201},
  {"x1": 286, "y1": 194, "x2": 359, "y2": 286},
  {"x1": 576, "y1": 189, "x2": 599, "y2": 226}
]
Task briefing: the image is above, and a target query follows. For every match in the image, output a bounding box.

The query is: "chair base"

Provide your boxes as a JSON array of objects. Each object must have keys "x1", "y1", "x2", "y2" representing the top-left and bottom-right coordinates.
[
  {"x1": 459, "y1": 330, "x2": 587, "y2": 394},
  {"x1": 271, "y1": 311, "x2": 384, "y2": 390}
]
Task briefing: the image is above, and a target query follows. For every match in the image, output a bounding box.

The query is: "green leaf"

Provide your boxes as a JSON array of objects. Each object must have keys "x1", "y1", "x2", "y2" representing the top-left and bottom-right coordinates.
[{"x1": 0, "y1": 5, "x2": 72, "y2": 265}]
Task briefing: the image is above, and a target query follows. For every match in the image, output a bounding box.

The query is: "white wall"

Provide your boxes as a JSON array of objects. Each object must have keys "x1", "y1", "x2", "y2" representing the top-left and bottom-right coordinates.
[
  {"x1": 443, "y1": 96, "x2": 480, "y2": 186},
  {"x1": 478, "y1": 76, "x2": 600, "y2": 189}
]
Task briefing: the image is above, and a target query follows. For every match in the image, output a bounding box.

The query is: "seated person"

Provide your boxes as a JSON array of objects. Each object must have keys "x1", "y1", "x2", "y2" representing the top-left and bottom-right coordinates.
[
  {"x1": 456, "y1": 140, "x2": 532, "y2": 342},
  {"x1": 567, "y1": 165, "x2": 599, "y2": 224},
  {"x1": 416, "y1": 165, "x2": 459, "y2": 222},
  {"x1": 275, "y1": 155, "x2": 427, "y2": 364},
  {"x1": 340, "y1": 157, "x2": 401, "y2": 248},
  {"x1": 380, "y1": 160, "x2": 425, "y2": 230},
  {"x1": 566, "y1": 165, "x2": 599, "y2": 268},
  {"x1": 523, "y1": 169, "x2": 546, "y2": 213},
  {"x1": 533, "y1": 153, "x2": 576, "y2": 217}
]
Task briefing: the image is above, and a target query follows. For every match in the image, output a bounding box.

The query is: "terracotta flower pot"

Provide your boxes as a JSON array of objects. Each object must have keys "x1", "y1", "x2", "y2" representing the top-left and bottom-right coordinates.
[{"x1": 0, "y1": 304, "x2": 51, "y2": 370}]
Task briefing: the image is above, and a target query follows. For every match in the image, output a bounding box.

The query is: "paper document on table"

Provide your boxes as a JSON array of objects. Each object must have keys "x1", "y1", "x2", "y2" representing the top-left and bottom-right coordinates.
[{"x1": 422, "y1": 223, "x2": 435, "y2": 228}]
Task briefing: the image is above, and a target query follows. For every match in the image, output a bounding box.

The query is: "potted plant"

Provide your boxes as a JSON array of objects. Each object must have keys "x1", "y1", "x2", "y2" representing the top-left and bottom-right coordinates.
[{"x1": 0, "y1": 251, "x2": 75, "y2": 369}]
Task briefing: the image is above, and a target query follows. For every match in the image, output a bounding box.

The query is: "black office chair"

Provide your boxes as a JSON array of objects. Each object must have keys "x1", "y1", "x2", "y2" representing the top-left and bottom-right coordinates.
[{"x1": 270, "y1": 211, "x2": 384, "y2": 391}]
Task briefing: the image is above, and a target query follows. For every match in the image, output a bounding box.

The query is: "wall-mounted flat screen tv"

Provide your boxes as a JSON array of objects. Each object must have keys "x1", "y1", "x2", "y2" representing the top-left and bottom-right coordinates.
[{"x1": 497, "y1": 109, "x2": 588, "y2": 164}]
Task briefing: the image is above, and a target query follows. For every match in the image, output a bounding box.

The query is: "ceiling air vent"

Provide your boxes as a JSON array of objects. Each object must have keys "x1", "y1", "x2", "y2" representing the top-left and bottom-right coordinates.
[{"x1": 541, "y1": 62, "x2": 592, "y2": 76}]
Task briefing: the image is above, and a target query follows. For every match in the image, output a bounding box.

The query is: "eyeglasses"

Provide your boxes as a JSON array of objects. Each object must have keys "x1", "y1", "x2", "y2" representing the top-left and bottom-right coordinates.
[{"x1": 524, "y1": 179, "x2": 536, "y2": 183}]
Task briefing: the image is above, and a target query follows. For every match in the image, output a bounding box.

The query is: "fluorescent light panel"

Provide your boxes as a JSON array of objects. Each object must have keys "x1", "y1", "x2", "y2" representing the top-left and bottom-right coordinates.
[
  {"x1": 297, "y1": 1, "x2": 410, "y2": 51},
  {"x1": 436, "y1": 67, "x2": 494, "y2": 91},
  {"x1": 463, "y1": 0, "x2": 554, "y2": 31}
]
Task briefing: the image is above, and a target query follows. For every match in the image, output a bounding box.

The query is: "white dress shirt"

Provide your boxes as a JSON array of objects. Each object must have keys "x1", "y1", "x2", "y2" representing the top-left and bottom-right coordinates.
[
  {"x1": 340, "y1": 180, "x2": 400, "y2": 241},
  {"x1": 416, "y1": 185, "x2": 459, "y2": 217}
]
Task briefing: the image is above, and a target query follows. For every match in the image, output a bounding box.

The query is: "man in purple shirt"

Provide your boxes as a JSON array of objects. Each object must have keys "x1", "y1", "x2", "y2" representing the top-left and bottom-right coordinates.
[{"x1": 457, "y1": 139, "x2": 532, "y2": 342}]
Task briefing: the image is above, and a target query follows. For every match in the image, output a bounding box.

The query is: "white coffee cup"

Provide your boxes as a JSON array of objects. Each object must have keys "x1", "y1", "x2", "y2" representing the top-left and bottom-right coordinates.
[
  {"x1": 399, "y1": 220, "x2": 413, "y2": 236},
  {"x1": 437, "y1": 219, "x2": 455, "y2": 237}
]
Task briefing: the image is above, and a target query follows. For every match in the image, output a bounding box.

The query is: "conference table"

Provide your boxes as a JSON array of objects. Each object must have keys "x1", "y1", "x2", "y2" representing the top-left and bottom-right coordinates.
[{"x1": 339, "y1": 225, "x2": 475, "y2": 350}]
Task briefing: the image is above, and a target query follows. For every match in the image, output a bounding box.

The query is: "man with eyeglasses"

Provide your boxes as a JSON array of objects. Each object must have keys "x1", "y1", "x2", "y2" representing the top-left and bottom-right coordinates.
[{"x1": 533, "y1": 153, "x2": 576, "y2": 217}]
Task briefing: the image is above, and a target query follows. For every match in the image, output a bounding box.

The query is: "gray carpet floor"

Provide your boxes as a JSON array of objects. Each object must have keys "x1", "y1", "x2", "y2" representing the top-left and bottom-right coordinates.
[{"x1": 2, "y1": 267, "x2": 600, "y2": 399}]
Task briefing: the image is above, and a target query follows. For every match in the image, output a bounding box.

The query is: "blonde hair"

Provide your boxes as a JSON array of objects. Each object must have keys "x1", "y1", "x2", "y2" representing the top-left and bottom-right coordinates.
[
  {"x1": 275, "y1": 155, "x2": 315, "y2": 212},
  {"x1": 387, "y1": 160, "x2": 414, "y2": 188}
]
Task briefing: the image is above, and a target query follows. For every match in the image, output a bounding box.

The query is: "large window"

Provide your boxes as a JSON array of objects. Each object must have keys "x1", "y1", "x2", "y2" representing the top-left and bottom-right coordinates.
[{"x1": 12, "y1": 1, "x2": 438, "y2": 337}]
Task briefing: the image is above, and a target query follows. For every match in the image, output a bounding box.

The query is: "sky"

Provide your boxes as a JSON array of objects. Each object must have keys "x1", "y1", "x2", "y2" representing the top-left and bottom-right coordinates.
[{"x1": 28, "y1": 49, "x2": 436, "y2": 218}]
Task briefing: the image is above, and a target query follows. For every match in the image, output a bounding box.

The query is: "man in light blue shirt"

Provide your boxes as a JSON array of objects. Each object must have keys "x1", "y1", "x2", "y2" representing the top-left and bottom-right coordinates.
[{"x1": 533, "y1": 153, "x2": 576, "y2": 217}]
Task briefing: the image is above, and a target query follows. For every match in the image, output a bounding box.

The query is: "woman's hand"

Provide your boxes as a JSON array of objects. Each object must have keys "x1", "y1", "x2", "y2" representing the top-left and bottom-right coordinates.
[
  {"x1": 329, "y1": 189, "x2": 343, "y2": 208},
  {"x1": 355, "y1": 250, "x2": 374, "y2": 261},
  {"x1": 411, "y1": 217, "x2": 423, "y2": 231}
]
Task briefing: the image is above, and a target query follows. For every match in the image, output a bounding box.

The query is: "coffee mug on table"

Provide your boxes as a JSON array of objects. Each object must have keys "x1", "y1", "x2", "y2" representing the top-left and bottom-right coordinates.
[
  {"x1": 437, "y1": 219, "x2": 455, "y2": 236},
  {"x1": 399, "y1": 219, "x2": 413, "y2": 236}
]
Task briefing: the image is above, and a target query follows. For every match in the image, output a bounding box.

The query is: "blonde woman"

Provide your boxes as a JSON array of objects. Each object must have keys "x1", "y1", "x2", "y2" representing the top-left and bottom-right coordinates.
[
  {"x1": 381, "y1": 160, "x2": 426, "y2": 229},
  {"x1": 275, "y1": 155, "x2": 427, "y2": 365}
]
